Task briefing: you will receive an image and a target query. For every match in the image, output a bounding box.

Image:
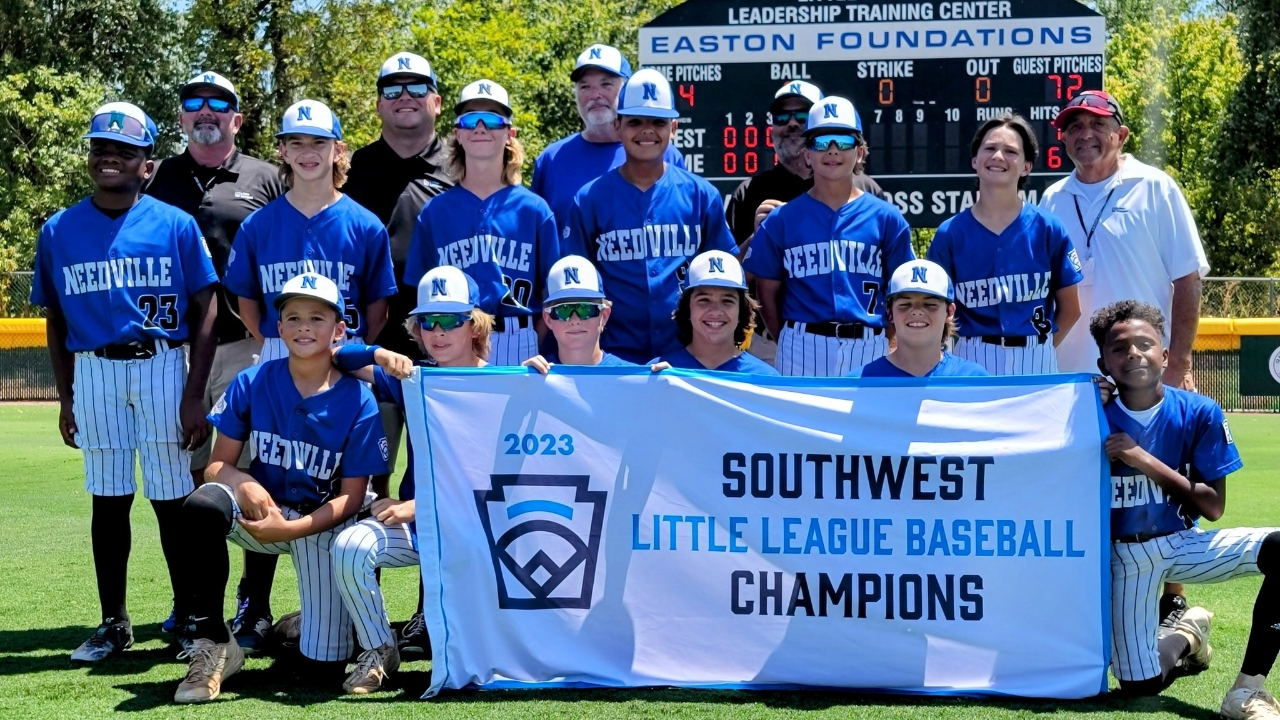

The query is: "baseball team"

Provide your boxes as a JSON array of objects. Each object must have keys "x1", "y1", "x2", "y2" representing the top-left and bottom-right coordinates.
[{"x1": 28, "y1": 43, "x2": 1280, "y2": 718}]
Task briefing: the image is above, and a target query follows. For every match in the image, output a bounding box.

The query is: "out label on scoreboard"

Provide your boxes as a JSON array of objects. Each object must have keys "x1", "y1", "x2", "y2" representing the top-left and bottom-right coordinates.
[{"x1": 640, "y1": 0, "x2": 1105, "y2": 227}]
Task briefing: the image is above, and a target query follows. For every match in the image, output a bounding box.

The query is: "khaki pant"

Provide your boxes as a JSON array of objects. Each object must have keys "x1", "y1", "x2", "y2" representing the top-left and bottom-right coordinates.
[{"x1": 190, "y1": 337, "x2": 261, "y2": 471}]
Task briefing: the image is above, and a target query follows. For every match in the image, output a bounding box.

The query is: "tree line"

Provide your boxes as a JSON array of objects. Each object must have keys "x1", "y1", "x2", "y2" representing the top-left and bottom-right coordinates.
[{"x1": 1, "y1": 0, "x2": 1277, "y2": 280}]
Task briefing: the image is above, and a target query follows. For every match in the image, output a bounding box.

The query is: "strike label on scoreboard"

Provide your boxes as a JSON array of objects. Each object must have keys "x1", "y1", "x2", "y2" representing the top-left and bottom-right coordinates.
[{"x1": 639, "y1": 0, "x2": 1105, "y2": 227}]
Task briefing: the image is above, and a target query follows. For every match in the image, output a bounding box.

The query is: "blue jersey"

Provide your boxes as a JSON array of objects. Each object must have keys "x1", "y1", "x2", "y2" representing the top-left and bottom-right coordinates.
[
  {"x1": 209, "y1": 359, "x2": 388, "y2": 511},
  {"x1": 402, "y1": 185, "x2": 560, "y2": 318},
  {"x1": 224, "y1": 194, "x2": 397, "y2": 339},
  {"x1": 31, "y1": 196, "x2": 218, "y2": 352},
  {"x1": 849, "y1": 353, "x2": 989, "y2": 378},
  {"x1": 544, "y1": 351, "x2": 634, "y2": 366},
  {"x1": 927, "y1": 205, "x2": 1083, "y2": 338},
  {"x1": 565, "y1": 166, "x2": 736, "y2": 363},
  {"x1": 532, "y1": 133, "x2": 686, "y2": 231},
  {"x1": 1105, "y1": 388, "x2": 1242, "y2": 540},
  {"x1": 743, "y1": 192, "x2": 914, "y2": 326},
  {"x1": 653, "y1": 346, "x2": 780, "y2": 375}
]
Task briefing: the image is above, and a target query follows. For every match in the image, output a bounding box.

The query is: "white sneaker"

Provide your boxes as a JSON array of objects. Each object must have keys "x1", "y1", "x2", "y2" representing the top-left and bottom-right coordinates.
[{"x1": 174, "y1": 632, "x2": 244, "y2": 704}]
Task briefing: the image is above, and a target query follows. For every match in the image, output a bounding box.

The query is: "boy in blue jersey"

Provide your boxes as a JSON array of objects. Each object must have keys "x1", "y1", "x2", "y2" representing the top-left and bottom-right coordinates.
[
  {"x1": 169, "y1": 273, "x2": 388, "y2": 703},
  {"x1": 744, "y1": 96, "x2": 915, "y2": 377},
  {"x1": 653, "y1": 250, "x2": 778, "y2": 375},
  {"x1": 523, "y1": 255, "x2": 636, "y2": 371},
  {"x1": 531, "y1": 43, "x2": 685, "y2": 230},
  {"x1": 31, "y1": 102, "x2": 220, "y2": 663},
  {"x1": 565, "y1": 68, "x2": 737, "y2": 364},
  {"x1": 1093, "y1": 300, "x2": 1280, "y2": 718},
  {"x1": 849, "y1": 260, "x2": 987, "y2": 378}
]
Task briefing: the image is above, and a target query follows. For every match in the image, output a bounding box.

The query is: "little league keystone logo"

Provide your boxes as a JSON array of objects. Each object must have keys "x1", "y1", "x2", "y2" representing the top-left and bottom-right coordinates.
[{"x1": 475, "y1": 474, "x2": 606, "y2": 610}]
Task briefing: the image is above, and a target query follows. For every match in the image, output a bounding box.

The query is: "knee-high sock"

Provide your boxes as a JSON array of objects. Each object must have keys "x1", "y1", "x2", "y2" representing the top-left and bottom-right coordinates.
[{"x1": 91, "y1": 494, "x2": 135, "y2": 622}]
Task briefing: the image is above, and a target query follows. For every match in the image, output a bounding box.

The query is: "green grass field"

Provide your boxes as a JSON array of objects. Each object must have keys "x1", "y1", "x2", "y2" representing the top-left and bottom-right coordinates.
[{"x1": 2, "y1": 404, "x2": 1277, "y2": 719}]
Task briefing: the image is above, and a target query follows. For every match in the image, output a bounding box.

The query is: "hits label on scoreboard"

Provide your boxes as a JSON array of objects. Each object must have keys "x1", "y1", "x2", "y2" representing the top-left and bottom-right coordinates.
[{"x1": 640, "y1": 0, "x2": 1105, "y2": 228}]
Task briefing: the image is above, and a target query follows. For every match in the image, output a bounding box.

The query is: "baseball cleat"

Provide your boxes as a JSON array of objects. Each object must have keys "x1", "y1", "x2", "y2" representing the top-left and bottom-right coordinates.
[
  {"x1": 174, "y1": 630, "x2": 244, "y2": 704},
  {"x1": 232, "y1": 606, "x2": 273, "y2": 655},
  {"x1": 1221, "y1": 676, "x2": 1280, "y2": 719},
  {"x1": 70, "y1": 619, "x2": 133, "y2": 663},
  {"x1": 1173, "y1": 606, "x2": 1213, "y2": 672},
  {"x1": 343, "y1": 638, "x2": 400, "y2": 695},
  {"x1": 272, "y1": 610, "x2": 302, "y2": 649},
  {"x1": 162, "y1": 607, "x2": 179, "y2": 635},
  {"x1": 1158, "y1": 593, "x2": 1188, "y2": 639},
  {"x1": 398, "y1": 611, "x2": 429, "y2": 656}
]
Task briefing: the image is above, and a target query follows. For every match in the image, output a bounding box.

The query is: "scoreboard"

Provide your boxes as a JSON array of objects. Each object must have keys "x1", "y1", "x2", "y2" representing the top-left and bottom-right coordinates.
[{"x1": 639, "y1": 0, "x2": 1105, "y2": 227}]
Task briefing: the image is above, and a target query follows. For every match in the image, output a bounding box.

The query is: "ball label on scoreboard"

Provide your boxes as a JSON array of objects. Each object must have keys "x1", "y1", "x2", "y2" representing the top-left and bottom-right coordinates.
[{"x1": 641, "y1": 0, "x2": 1105, "y2": 227}]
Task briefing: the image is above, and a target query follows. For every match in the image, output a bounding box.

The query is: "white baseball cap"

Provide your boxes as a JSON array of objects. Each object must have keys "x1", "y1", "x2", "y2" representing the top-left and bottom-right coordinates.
[
  {"x1": 770, "y1": 81, "x2": 822, "y2": 112},
  {"x1": 454, "y1": 79, "x2": 512, "y2": 116},
  {"x1": 888, "y1": 260, "x2": 954, "y2": 302},
  {"x1": 277, "y1": 99, "x2": 343, "y2": 139},
  {"x1": 685, "y1": 250, "x2": 746, "y2": 292},
  {"x1": 571, "y1": 44, "x2": 632, "y2": 82},
  {"x1": 412, "y1": 266, "x2": 479, "y2": 314},
  {"x1": 273, "y1": 272, "x2": 345, "y2": 314},
  {"x1": 617, "y1": 68, "x2": 678, "y2": 119},
  {"x1": 378, "y1": 52, "x2": 437, "y2": 88},
  {"x1": 179, "y1": 71, "x2": 240, "y2": 108},
  {"x1": 545, "y1": 255, "x2": 606, "y2": 304},
  {"x1": 84, "y1": 102, "x2": 157, "y2": 148},
  {"x1": 804, "y1": 96, "x2": 863, "y2": 136}
]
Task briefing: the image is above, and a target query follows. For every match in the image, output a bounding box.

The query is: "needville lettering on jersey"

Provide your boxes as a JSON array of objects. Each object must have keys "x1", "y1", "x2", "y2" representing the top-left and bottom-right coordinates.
[
  {"x1": 436, "y1": 235, "x2": 535, "y2": 273},
  {"x1": 592, "y1": 224, "x2": 705, "y2": 262},
  {"x1": 954, "y1": 271, "x2": 1054, "y2": 309},
  {"x1": 782, "y1": 240, "x2": 884, "y2": 280},
  {"x1": 257, "y1": 259, "x2": 357, "y2": 294},
  {"x1": 249, "y1": 429, "x2": 344, "y2": 481},
  {"x1": 62, "y1": 257, "x2": 174, "y2": 295}
]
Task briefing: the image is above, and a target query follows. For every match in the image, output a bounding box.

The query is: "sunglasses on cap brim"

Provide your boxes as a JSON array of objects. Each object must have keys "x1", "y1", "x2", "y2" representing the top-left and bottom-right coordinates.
[
  {"x1": 807, "y1": 134, "x2": 859, "y2": 151},
  {"x1": 380, "y1": 83, "x2": 432, "y2": 100},
  {"x1": 546, "y1": 302, "x2": 604, "y2": 321},
  {"x1": 1059, "y1": 92, "x2": 1124, "y2": 125},
  {"x1": 455, "y1": 111, "x2": 512, "y2": 131},
  {"x1": 181, "y1": 96, "x2": 235, "y2": 113},
  {"x1": 87, "y1": 113, "x2": 150, "y2": 143},
  {"x1": 417, "y1": 313, "x2": 472, "y2": 331}
]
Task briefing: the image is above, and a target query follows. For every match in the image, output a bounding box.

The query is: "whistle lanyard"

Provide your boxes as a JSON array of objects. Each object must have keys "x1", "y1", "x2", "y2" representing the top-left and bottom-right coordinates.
[{"x1": 1073, "y1": 188, "x2": 1117, "y2": 249}]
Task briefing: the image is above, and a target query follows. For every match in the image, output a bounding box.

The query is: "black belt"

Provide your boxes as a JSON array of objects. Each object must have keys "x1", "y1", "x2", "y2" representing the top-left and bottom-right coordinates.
[
  {"x1": 979, "y1": 335, "x2": 1044, "y2": 348},
  {"x1": 789, "y1": 320, "x2": 883, "y2": 340},
  {"x1": 1115, "y1": 530, "x2": 1174, "y2": 544},
  {"x1": 494, "y1": 315, "x2": 534, "y2": 332},
  {"x1": 92, "y1": 338, "x2": 181, "y2": 360}
]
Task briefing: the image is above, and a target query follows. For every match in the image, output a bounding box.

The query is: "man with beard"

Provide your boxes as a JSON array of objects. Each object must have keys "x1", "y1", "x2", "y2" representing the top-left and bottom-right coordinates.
[
  {"x1": 532, "y1": 43, "x2": 685, "y2": 231},
  {"x1": 144, "y1": 71, "x2": 284, "y2": 651}
]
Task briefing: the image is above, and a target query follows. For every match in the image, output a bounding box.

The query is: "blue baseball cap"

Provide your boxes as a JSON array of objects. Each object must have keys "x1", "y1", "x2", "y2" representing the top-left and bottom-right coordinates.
[
  {"x1": 617, "y1": 68, "x2": 678, "y2": 119},
  {"x1": 804, "y1": 96, "x2": 863, "y2": 136},
  {"x1": 277, "y1": 99, "x2": 343, "y2": 140},
  {"x1": 545, "y1": 255, "x2": 606, "y2": 304},
  {"x1": 571, "y1": 44, "x2": 632, "y2": 82},
  {"x1": 273, "y1": 272, "x2": 345, "y2": 315},
  {"x1": 686, "y1": 250, "x2": 746, "y2": 292},
  {"x1": 413, "y1": 266, "x2": 479, "y2": 314},
  {"x1": 888, "y1": 260, "x2": 954, "y2": 302},
  {"x1": 84, "y1": 102, "x2": 157, "y2": 148},
  {"x1": 179, "y1": 71, "x2": 240, "y2": 109}
]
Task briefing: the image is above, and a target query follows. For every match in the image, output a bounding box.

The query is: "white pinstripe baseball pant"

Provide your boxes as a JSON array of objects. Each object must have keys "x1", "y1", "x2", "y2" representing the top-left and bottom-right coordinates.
[
  {"x1": 1111, "y1": 526, "x2": 1279, "y2": 682},
  {"x1": 953, "y1": 335, "x2": 1058, "y2": 375},
  {"x1": 332, "y1": 517, "x2": 419, "y2": 650},
  {"x1": 775, "y1": 324, "x2": 889, "y2": 377},
  {"x1": 72, "y1": 345, "x2": 192, "y2": 500},
  {"x1": 489, "y1": 324, "x2": 538, "y2": 366},
  {"x1": 206, "y1": 482, "x2": 363, "y2": 662}
]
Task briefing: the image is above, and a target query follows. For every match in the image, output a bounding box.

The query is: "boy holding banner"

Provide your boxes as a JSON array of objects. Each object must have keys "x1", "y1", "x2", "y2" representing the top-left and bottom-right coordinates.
[{"x1": 1093, "y1": 300, "x2": 1280, "y2": 718}]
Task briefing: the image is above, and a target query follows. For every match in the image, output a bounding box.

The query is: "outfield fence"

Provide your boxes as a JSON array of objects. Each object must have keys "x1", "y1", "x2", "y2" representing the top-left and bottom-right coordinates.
[{"x1": 2, "y1": 273, "x2": 1279, "y2": 410}]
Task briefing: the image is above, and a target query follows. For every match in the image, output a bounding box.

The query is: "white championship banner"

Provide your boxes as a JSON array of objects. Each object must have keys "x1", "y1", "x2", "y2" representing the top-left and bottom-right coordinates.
[{"x1": 405, "y1": 368, "x2": 1110, "y2": 699}]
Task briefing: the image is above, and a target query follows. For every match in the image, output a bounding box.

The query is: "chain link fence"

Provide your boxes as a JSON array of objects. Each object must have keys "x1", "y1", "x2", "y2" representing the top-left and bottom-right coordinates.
[
  {"x1": 2, "y1": 272, "x2": 42, "y2": 318},
  {"x1": 1201, "y1": 277, "x2": 1280, "y2": 318}
]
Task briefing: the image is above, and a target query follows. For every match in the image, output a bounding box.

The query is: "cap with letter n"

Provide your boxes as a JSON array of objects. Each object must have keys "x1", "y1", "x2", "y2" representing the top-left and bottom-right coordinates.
[
  {"x1": 179, "y1": 71, "x2": 240, "y2": 109},
  {"x1": 84, "y1": 102, "x2": 158, "y2": 148},
  {"x1": 454, "y1": 78, "x2": 513, "y2": 117},
  {"x1": 413, "y1": 266, "x2": 479, "y2": 314},
  {"x1": 277, "y1": 99, "x2": 343, "y2": 139},
  {"x1": 888, "y1": 259, "x2": 954, "y2": 302},
  {"x1": 1051, "y1": 89, "x2": 1124, "y2": 130},
  {"x1": 617, "y1": 68, "x2": 678, "y2": 119},
  {"x1": 571, "y1": 43, "x2": 632, "y2": 82},
  {"x1": 273, "y1": 272, "x2": 346, "y2": 314},
  {"x1": 686, "y1": 250, "x2": 746, "y2": 292},
  {"x1": 769, "y1": 80, "x2": 823, "y2": 113},
  {"x1": 804, "y1": 95, "x2": 862, "y2": 136},
  {"x1": 545, "y1": 255, "x2": 606, "y2": 304},
  {"x1": 378, "y1": 51, "x2": 437, "y2": 89}
]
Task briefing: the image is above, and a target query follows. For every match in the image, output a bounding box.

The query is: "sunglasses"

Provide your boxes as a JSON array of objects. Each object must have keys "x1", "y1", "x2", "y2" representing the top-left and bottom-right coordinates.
[
  {"x1": 547, "y1": 303, "x2": 603, "y2": 321},
  {"x1": 380, "y1": 83, "x2": 432, "y2": 100},
  {"x1": 1063, "y1": 91, "x2": 1124, "y2": 124},
  {"x1": 807, "y1": 134, "x2": 859, "y2": 151},
  {"x1": 88, "y1": 112, "x2": 149, "y2": 142},
  {"x1": 773, "y1": 111, "x2": 809, "y2": 125},
  {"x1": 455, "y1": 111, "x2": 512, "y2": 131},
  {"x1": 417, "y1": 313, "x2": 472, "y2": 331},
  {"x1": 181, "y1": 96, "x2": 234, "y2": 114}
]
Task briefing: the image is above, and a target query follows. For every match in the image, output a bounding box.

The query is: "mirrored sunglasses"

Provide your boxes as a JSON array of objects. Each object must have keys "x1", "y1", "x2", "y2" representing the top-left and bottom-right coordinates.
[
  {"x1": 807, "y1": 134, "x2": 858, "y2": 151},
  {"x1": 88, "y1": 112, "x2": 149, "y2": 142},
  {"x1": 455, "y1": 111, "x2": 512, "y2": 131},
  {"x1": 417, "y1": 313, "x2": 471, "y2": 331},
  {"x1": 181, "y1": 96, "x2": 234, "y2": 114},
  {"x1": 547, "y1": 303, "x2": 603, "y2": 322},
  {"x1": 380, "y1": 83, "x2": 431, "y2": 100},
  {"x1": 773, "y1": 111, "x2": 809, "y2": 125}
]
